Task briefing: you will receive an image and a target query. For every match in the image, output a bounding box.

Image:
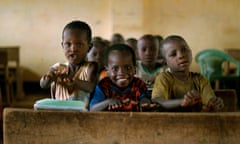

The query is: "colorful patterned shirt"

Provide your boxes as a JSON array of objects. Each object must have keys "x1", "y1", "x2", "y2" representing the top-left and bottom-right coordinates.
[{"x1": 90, "y1": 77, "x2": 149, "y2": 111}]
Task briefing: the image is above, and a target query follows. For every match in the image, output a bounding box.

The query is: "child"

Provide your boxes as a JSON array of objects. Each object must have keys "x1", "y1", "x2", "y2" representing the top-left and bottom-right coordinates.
[
  {"x1": 151, "y1": 35, "x2": 224, "y2": 112},
  {"x1": 136, "y1": 34, "x2": 166, "y2": 89},
  {"x1": 89, "y1": 44, "x2": 151, "y2": 112},
  {"x1": 154, "y1": 35, "x2": 165, "y2": 65},
  {"x1": 110, "y1": 33, "x2": 125, "y2": 46},
  {"x1": 125, "y1": 37, "x2": 138, "y2": 60},
  {"x1": 87, "y1": 38, "x2": 107, "y2": 80},
  {"x1": 40, "y1": 20, "x2": 98, "y2": 107}
]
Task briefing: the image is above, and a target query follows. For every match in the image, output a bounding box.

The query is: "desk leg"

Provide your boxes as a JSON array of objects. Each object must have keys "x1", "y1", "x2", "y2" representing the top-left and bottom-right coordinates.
[{"x1": 15, "y1": 67, "x2": 24, "y2": 100}]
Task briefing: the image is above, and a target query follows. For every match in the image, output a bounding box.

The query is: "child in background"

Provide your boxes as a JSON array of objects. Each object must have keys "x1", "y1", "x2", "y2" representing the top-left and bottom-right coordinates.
[
  {"x1": 151, "y1": 35, "x2": 224, "y2": 112},
  {"x1": 136, "y1": 34, "x2": 166, "y2": 89},
  {"x1": 154, "y1": 35, "x2": 165, "y2": 65},
  {"x1": 40, "y1": 20, "x2": 98, "y2": 107},
  {"x1": 89, "y1": 44, "x2": 152, "y2": 112},
  {"x1": 87, "y1": 38, "x2": 108, "y2": 80},
  {"x1": 110, "y1": 33, "x2": 125, "y2": 46},
  {"x1": 125, "y1": 37, "x2": 138, "y2": 60}
]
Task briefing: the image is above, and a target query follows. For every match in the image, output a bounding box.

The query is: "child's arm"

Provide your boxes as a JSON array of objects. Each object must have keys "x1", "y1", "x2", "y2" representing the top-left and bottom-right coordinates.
[
  {"x1": 152, "y1": 98, "x2": 184, "y2": 109},
  {"x1": 152, "y1": 90, "x2": 201, "y2": 110},
  {"x1": 89, "y1": 84, "x2": 123, "y2": 111},
  {"x1": 40, "y1": 63, "x2": 68, "y2": 89},
  {"x1": 40, "y1": 72, "x2": 53, "y2": 89},
  {"x1": 72, "y1": 62, "x2": 98, "y2": 92},
  {"x1": 90, "y1": 98, "x2": 122, "y2": 111},
  {"x1": 198, "y1": 74, "x2": 224, "y2": 112},
  {"x1": 40, "y1": 68, "x2": 61, "y2": 89}
]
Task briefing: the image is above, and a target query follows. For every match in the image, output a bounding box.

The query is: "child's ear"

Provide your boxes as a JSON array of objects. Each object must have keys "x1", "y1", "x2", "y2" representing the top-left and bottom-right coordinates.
[
  {"x1": 105, "y1": 66, "x2": 110, "y2": 76},
  {"x1": 61, "y1": 42, "x2": 64, "y2": 49},
  {"x1": 88, "y1": 43, "x2": 93, "y2": 52}
]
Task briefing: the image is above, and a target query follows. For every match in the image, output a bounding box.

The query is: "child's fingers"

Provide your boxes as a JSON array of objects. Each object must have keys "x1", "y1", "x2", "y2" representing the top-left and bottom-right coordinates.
[
  {"x1": 122, "y1": 98, "x2": 130, "y2": 104},
  {"x1": 214, "y1": 97, "x2": 224, "y2": 109},
  {"x1": 151, "y1": 103, "x2": 160, "y2": 108},
  {"x1": 188, "y1": 90, "x2": 200, "y2": 99},
  {"x1": 208, "y1": 97, "x2": 219, "y2": 106},
  {"x1": 181, "y1": 97, "x2": 190, "y2": 107},
  {"x1": 140, "y1": 103, "x2": 149, "y2": 107},
  {"x1": 186, "y1": 91, "x2": 201, "y2": 103},
  {"x1": 131, "y1": 100, "x2": 138, "y2": 105},
  {"x1": 111, "y1": 104, "x2": 122, "y2": 109},
  {"x1": 207, "y1": 97, "x2": 224, "y2": 111}
]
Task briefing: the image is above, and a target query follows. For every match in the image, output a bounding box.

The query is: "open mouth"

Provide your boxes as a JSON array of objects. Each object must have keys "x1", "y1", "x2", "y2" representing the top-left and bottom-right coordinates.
[
  {"x1": 69, "y1": 54, "x2": 77, "y2": 59},
  {"x1": 116, "y1": 77, "x2": 130, "y2": 86},
  {"x1": 178, "y1": 61, "x2": 189, "y2": 66}
]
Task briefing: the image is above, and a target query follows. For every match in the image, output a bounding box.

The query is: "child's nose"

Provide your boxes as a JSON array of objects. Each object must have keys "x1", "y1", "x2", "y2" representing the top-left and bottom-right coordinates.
[
  {"x1": 70, "y1": 44, "x2": 78, "y2": 51},
  {"x1": 177, "y1": 51, "x2": 185, "y2": 58},
  {"x1": 145, "y1": 49, "x2": 152, "y2": 55},
  {"x1": 117, "y1": 67, "x2": 127, "y2": 74}
]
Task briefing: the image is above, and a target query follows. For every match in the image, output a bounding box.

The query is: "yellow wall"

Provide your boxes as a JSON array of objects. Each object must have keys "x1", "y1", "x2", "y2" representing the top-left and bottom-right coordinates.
[{"x1": 1, "y1": 0, "x2": 240, "y2": 81}]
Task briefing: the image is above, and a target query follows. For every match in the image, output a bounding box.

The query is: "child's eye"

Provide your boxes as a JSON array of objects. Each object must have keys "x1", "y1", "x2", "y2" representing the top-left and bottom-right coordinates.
[
  {"x1": 63, "y1": 42, "x2": 71, "y2": 48},
  {"x1": 63, "y1": 42, "x2": 83, "y2": 49},
  {"x1": 181, "y1": 46, "x2": 190, "y2": 53},
  {"x1": 169, "y1": 52, "x2": 176, "y2": 57},
  {"x1": 75, "y1": 43, "x2": 83, "y2": 48},
  {"x1": 111, "y1": 66, "x2": 119, "y2": 72},
  {"x1": 141, "y1": 48, "x2": 147, "y2": 52},
  {"x1": 125, "y1": 65, "x2": 133, "y2": 71}
]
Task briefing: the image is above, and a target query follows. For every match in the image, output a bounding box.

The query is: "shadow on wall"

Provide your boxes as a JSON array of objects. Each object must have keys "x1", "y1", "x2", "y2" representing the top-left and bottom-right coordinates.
[{"x1": 21, "y1": 66, "x2": 42, "y2": 82}]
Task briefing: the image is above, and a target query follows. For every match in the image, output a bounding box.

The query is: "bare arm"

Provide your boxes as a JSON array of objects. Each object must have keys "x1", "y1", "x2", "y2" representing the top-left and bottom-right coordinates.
[
  {"x1": 40, "y1": 75, "x2": 52, "y2": 89},
  {"x1": 90, "y1": 99, "x2": 111, "y2": 111},
  {"x1": 90, "y1": 98, "x2": 122, "y2": 111},
  {"x1": 152, "y1": 90, "x2": 202, "y2": 109},
  {"x1": 40, "y1": 68, "x2": 57, "y2": 89},
  {"x1": 152, "y1": 97, "x2": 184, "y2": 109},
  {"x1": 72, "y1": 62, "x2": 98, "y2": 92}
]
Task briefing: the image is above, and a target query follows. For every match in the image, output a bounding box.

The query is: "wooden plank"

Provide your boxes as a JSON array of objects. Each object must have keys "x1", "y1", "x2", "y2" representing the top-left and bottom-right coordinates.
[{"x1": 3, "y1": 108, "x2": 240, "y2": 144}]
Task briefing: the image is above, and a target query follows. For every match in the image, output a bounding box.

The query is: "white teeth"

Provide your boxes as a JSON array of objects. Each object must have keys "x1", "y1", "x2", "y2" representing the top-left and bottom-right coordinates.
[
  {"x1": 70, "y1": 54, "x2": 77, "y2": 59},
  {"x1": 119, "y1": 78, "x2": 127, "y2": 80},
  {"x1": 118, "y1": 78, "x2": 127, "y2": 82}
]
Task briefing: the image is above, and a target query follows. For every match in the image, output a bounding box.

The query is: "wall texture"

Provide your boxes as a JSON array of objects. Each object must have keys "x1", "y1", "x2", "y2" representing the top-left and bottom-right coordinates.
[{"x1": 0, "y1": 0, "x2": 240, "y2": 81}]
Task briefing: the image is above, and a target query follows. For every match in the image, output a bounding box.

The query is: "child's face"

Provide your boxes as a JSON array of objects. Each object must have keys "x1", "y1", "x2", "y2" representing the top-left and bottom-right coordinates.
[
  {"x1": 87, "y1": 44, "x2": 105, "y2": 69},
  {"x1": 107, "y1": 50, "x2": 135, "y2": 89},
  {"x1": 62, "y1": 29, "x2": 90, "y2": 65},
  {"x1": 137, "y1": 38, "x2": 158, "y2": 66},
  {"x1": 111, "y1": 35, "x2": 124, "y2": 45},
  {"x1": 162, "y1": 40, "x2": 192, "y2": 72}
]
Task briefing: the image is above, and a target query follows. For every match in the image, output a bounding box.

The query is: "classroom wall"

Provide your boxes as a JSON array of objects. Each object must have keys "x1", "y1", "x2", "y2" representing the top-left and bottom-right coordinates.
[{"x1": 1, "y1": 0, "x2": 240, "y2": 81}]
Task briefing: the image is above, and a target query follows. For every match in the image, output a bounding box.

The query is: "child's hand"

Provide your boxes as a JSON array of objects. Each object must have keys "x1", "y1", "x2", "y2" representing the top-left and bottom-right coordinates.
[
  {"x1": 107, "y1": 98, "x2": 123, "y2": 110},
  {"x1": 44, "y1": 66, "x2": 68, "y2": 82},
  {"x1": 202, "y1": 97, "x2": 224, "y2": 112},
  {"x1": 140, "y1": 98, "x2": 151, "y2": 108},
  {"x1": 140, "y1": 98, "x2": 161, "y2": 111},
  {"x1": 181, "y1": 90, "x2": 201, "y2": 107},
  {"x1": 43, "y1": 70, "x2": 55, "y2": 81}
]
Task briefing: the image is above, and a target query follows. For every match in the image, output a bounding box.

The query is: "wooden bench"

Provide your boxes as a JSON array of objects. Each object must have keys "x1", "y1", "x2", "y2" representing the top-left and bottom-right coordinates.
[
  {"x1": 214, "y1": 89, "x2": 238, "y2": 112},
  {"x1": 3, "y1": 108, "x2": 240, "y2": 144}
]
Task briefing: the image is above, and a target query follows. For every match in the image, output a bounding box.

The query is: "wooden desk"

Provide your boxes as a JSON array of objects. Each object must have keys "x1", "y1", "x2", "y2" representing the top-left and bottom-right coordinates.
[
  {"x1": 225, "y1": 48, "x2": 240, "y2": 61},
  {"x1": 4, "y1": 108, "x2": 240, "y2": 144},
  {"x1": 0, "y1": 46, "x2": 24, "y2": 101}
]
